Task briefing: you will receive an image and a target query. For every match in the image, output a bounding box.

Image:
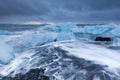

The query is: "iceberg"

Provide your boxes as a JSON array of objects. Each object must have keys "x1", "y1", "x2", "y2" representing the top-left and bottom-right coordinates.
[
  {"x1": 0, "y1": 38, "x2": 14, "y2": 64},
  {"x1": 17, "y1": 32, "x2": 57, "y2": 48},
  {"x1": 44, "y1": 22, "x2": 78, "y2": 32},
  {"x1": 17, "y1": 31, "x2": 75, "y2": 48},
  {"x1": 44, "y1": 23, "x2": 119, "y2": 37},
  {"x1": 110, "y1": 27, "x2": 120, "y2": 37},
  {"x1": 84, "y1": 25, "x2": 114, "y2": 35},
  {"x1": 0, "y1": 30, "x2": 11, "y2": 35},
  {"x1": 44, "y1": 23, "x2": 117, "y2": 41},
  {"x1": 57, "y1": 32, "x2": 75, "y2": 41},
  {"x1": 71, "y1": 27, "x2": 84, "y2": 33},
  {"x1": 44, "y1": 24, "x2": 58, "y2": 32},
  {"x1": 56, "y1": 23, "x2": 78, "y2": 32}
]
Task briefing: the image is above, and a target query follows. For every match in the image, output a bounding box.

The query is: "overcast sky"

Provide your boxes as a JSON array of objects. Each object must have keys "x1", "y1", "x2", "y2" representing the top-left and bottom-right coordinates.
[{"x1": 0, "y1": 0, "x2": 120, "y2": 24}]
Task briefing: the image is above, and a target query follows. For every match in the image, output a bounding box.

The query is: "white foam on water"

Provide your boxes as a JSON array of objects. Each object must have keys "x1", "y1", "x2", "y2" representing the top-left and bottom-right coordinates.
[
  {"x1": 54, "y1": 41, "x2": 120, "y2": 69},
  {"x1": 0, "y1": 51, "x2": 34, "y2": 76}
]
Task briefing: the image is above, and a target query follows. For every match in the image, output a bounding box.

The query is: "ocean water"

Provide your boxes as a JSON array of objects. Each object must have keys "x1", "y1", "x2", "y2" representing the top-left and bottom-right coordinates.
[
  {"x1": 0, "y1": 24, "x2": 46, "y2": 31},
  {"x1": 0, "y1": 23, "x2": 120, "y2": 80}
]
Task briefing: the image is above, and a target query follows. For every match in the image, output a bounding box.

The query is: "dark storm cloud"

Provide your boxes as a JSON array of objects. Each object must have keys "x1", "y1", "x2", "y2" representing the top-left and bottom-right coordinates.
[
  {"x1": 0, "y1": 0, "x2": 50, "y2": 16},
  {"x1": 0, "y1": 0, "x2": 120, "y2": 23}
]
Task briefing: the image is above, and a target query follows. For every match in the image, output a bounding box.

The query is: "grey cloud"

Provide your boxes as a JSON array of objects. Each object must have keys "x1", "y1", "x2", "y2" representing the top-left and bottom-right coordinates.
[{"x1": 0, "y1": 0, "x2": 120, "y2": 23}]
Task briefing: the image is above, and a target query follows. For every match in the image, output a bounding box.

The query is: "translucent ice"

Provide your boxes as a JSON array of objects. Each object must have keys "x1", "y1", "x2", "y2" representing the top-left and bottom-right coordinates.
[
  {"x1": 17, "y1": 32, "x2": 57, "y2": 48},
  {"x1": 84, "y1": 25, "x2": 114, "y2": 34},
  {"x1": 0, "y1": 30, "x2": 11, "y2": 35},
  {"x1": 110, "y1": 27, "x2": 120, "y2": 37},
  {"x1": 57, "y1": 32, "x2": 75, "y2": 41},
  {"x1": 44, "y1": 23, "x2": 78, "y2": 32},
  {"x1": 0, "y1": 38, "x2": 14, "y2": 64},
  {"x1": 56, "y1": 23, "x2": 78, "y2": 32}
]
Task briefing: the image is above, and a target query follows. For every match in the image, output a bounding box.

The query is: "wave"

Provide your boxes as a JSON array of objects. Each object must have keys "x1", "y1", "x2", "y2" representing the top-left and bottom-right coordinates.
[{"x1": 0, "y1": 23, "x2": 120, "y2": 80}]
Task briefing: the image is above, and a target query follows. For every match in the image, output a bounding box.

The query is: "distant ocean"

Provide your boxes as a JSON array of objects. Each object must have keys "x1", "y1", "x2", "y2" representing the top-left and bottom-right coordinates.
[{"x1": 0, "y1": 24, "x2": 103, "y2": 31}]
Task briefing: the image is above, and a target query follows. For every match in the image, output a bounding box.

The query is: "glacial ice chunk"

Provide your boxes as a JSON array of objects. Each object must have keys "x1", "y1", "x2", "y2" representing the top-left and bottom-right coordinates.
[
  {"x1": 0, "y1": 30, "x2": 11, "y2": 35},
  {"x1": 0, "y1": 38, "x2": 14, "y2": 64},
  {"x1": 56, "y1": 23, "x2": 78, "y2": 32},
  {"x1": 72, "y1": 27, "x2": 85, "y2": 33},
  {"x1": 110, "y1": 27, "x2": 120, "y2": 37},
  {"x1": 15, "y1": 31, "x2": 76, "y2": 50},
  {"x1": 18, "y1": 32, "x2": 57, "y2": 48},
  {"x1": 44, "y1": 23, "x2": 78, "y2": 32},
  {"x1": 45, "y1": 24, "x2": 120, "y2": 41},
  {"x1": 44, "y1": 24, "x2": 115, "y2": 37},
  {"x1": 44, "y1": 25, "x2": 58, "y2": 32},
  {"x1": 57, "y1": 32, "x2": 75, "y2": 41},
  {"x1": 84, "y1": 25, "x2": 114, "y2": 34}
]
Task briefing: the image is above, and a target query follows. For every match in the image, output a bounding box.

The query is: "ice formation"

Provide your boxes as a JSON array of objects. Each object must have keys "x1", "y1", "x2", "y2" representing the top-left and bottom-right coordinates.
[
  {"x1": 44, "y1": 23, "x2": 116, "y2": 34},
  {"x1": 0, "y1": 38, "x2": 14, "y2": 64},
  {"x1": 43, "y1": 23, "x2": 120, "y2": 44},
  {"x1": 44, "y1": 22, "x2": 78, "y2": 32},
  {"x1": 18, "y1": 32, "x2": 57, "y2": 47},
  {"x1": 0, "y1": 30, "x2": 11, "y2": 35},
  {"x1": 57, "y1": 32, "x2": 75, "y2": 41},
  {"x1": 83, "y1": 25, "x2": 114, "y2": 35},
  {"x1": 110, "y1": 27, "x2": 120, "y2": 37}
]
